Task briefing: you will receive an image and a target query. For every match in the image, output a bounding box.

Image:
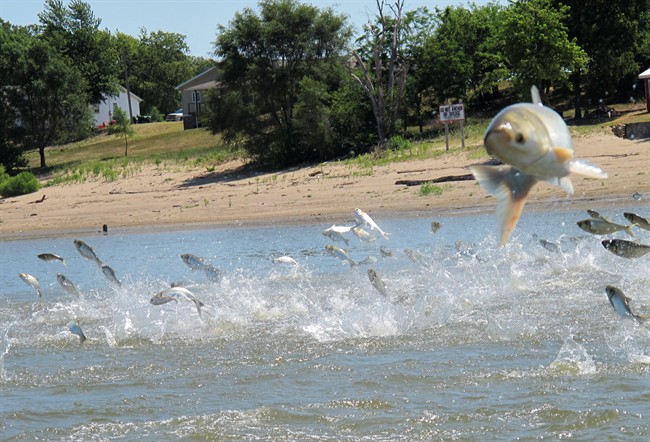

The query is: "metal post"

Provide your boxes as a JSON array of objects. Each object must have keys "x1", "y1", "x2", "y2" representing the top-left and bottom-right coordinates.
[
  {"x1": 444, "y1": 123, "x2": 449, "y2": 151},
  {"x1": 461, "y1": 121, "x2": 465, "y2": 149}
]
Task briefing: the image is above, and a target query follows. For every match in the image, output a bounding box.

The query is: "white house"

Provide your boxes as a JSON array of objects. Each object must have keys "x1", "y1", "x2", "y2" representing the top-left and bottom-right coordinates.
[{"x1": 93, "y1": 86, "x2": 143, "y2": 127}]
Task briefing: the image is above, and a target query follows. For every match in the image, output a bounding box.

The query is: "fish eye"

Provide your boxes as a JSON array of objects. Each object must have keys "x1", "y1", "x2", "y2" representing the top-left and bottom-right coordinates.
[{"x1": 515, "y1": 133, "x2": 525, "y2": 144}]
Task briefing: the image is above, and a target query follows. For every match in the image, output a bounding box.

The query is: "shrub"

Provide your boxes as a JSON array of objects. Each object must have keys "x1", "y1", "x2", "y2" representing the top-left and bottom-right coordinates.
[{"x1": 0, "y1": 171, "x2": 41, "y2": 197}]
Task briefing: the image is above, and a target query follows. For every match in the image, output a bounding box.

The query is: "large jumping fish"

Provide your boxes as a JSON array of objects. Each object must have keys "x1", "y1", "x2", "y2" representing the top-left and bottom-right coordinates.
[{"x1": 470, "y1": 86, "x2": 607, "y2": 245}]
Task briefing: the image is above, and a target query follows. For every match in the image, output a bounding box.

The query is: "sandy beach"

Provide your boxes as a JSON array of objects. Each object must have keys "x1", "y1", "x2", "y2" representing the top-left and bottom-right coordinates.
[{"x1": 1, "y1": 130, "x2": 648, "y2": 239}]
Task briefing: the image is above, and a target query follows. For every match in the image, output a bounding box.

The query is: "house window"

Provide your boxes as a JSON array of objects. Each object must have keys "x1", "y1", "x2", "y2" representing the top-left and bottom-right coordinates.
[{"x1": 192, "y1": 91, "x2": 202, "y2": 103}]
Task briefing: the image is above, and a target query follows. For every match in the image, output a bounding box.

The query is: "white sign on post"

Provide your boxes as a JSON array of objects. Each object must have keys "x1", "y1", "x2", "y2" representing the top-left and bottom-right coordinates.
[
  {"x1": 439, "y1": 104, "x2": 465, "y2": 122},
  {"x1": 439, "y1": 103, "x2": 466, "y2": 151}
]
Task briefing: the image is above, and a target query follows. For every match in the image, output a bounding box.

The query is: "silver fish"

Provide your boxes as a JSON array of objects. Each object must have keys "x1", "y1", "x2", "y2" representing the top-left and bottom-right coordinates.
[
  {"x1": 469, "y1": 86, "x2": 607, "y2": 245},
  {"x1": 180, "y1": 253, "x2": 221, "y2": 281},
  {"x1": 74, "y1": 239, "x2": 101, "y2": 264},
  {"x1": 352, "y1": 226, "x2": 375, "y2": 242},
  {"x1": 322, "y1": 224, "x2": 353, "y2": 245},
  {"x1": 67, "y1": 320, "x2": 87, "y2": 344},
  {"x1": 180, "y1": 253, "x2": 210, "y2": 271},
  {"x1": 605, "y1": 286, "x2": 646, "y2": 322},
  {"x1": 431, "y1": 221, "x2": 441, "y2": 234},
  {"x1": 577, "y1": 219, "x2": 634, "y2": 237},
  {"x1": 379, "y1": 245, "x2": 394, "y2": 258},
  {"x1": 354, "y1": 208, "x2": 390, "y2": 239},
  {"x1": 325, "y1": 245, "x2": 356, "y2": 266},
  {"x1": 150, "y1": 292, "x2": 178, "y2": 305},
  {"x1": 37, "y1": 253, "x2": 67, "y2": 266},
  {"x1": 273, "y1": 256, "x2": 299, "y2": 266},
  {"x1": 586, "y1": 209, "x2": 612, "y2": 222},
  {"x1": 57, "y1": 273, "x2": 81, "y2": 296},
  {"x1": 624, "y1": 212, "x2": 650, "y2": 231},
  {"x1": 539, "y1": 239, "x2": 561, "y2": 253},
  {"x1": 19, "y1": 273, "x2": 42, "y2": 297},
  {"x1": 101, "y1": 263, "x2": 122, "y2": 286},
  {"x1": 367, "y1": 269, "x2": 388, "y2": 296},
  {"x1": 152, "y1": 287, "x2": 205, "y2": 317},
  {"x1": 601, "y1": 239, "x2": 650, "y2": 259}
]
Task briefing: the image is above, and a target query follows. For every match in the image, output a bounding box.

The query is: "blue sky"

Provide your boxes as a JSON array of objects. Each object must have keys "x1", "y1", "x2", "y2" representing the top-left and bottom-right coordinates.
[{"x1": 1, "y1": 0, "x2": 494, "y2": 57}]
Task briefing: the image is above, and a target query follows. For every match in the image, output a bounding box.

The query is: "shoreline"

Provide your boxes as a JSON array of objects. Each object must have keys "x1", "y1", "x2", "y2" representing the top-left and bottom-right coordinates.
[{"x1": 1, "y1": 131, "x2": 648, "y2": 241}]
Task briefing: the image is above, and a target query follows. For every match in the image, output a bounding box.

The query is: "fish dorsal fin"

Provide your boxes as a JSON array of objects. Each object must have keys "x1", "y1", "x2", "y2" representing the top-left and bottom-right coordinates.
[{"x1": 531, "y1": 85, "x2": 542, "y2": 106}]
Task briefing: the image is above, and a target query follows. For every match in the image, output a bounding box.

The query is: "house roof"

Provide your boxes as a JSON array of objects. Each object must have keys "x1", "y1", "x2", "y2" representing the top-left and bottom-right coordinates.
[
  {"x1": 639, "y1": 67, "x2": 650, "y2": 80},
  {"x1": 176, "y1": 66, "x2": 221, "y2": 91},
  {"x1": 118, "y1": 85, "x2": 144, "y2": 102}
]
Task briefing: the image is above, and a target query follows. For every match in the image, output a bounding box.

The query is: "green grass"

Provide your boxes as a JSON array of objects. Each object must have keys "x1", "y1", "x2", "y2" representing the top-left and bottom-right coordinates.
[
  {"x1": 24, "y1": 122, "x2": 242, "y2": 184},
  {"x1": 22, "y1": 100, "x2": 648, "y2": 187},
  {"x1": 420, "y1": 182, "x2": 451, "y2": 196}
]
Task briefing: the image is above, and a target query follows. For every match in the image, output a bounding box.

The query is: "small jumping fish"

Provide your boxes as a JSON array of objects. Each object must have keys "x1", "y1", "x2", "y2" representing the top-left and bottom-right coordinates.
[
  {"x1": 367, "y1": 269, "x2": 388, "y2": 296},
  {"x1": 19, "y1": 273, "x2": 42, "y2": 297},
  {"x1": 539, "y1": 239, "x2": 561, "y2": 253},
  {"x1": 57, "y1": 273, "x2": 81, "y2": 296},
  {"x1": 601, "y1": 239, "x2": 650, "y2": 259},
  {"x1": 576, "y1": 219, "x2": 634, "y2": 237},
  {"x1": 379, "y1": 245, "x2": 394, "y2": 258},
  {"x1": 354, "y1": 208, "x2": 390, "y2": 239},
  {"x1": 101, "y1": 263, "x2": 122, "y2": 286},
  {"x1": 180, "y1": 253, "x2": 211, "y2": 271},
  {"x1": 605, "y1": 286, "x2": 646, "y2": 323},
  {"x1": 325, "y1": 245, "x2": 356, "y2": 266},
  {"x1": 67, "y1": 320, "x2": 87, "y2": 344},
  {"x1": 74, "y1": 239, "x2": 102, "y2": 264},
  {"x1": 352, "y1": 226, "x2": 375, "y2": 242},
  {"x1": 273, "y1": 256, "x2": 299, "y2": 266},
  {"x1": 431, "y1": 221, "x2": 441, "y2": 234},
  {"x1": 322, "y1": 225, "x2": 353, "y2": 245},
  {"x1": 37, "y1": 253, "x2": 67, "y2": 266},
  {"x1": 151, "y1": 287, "x2": 204, "y2": 317},
  {"x1": 623, "y1": 212, "x2": 650, "y2": 231}
]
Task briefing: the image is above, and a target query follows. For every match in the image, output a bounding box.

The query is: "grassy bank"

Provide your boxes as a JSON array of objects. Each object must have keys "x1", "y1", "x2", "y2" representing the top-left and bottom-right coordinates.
[{"x1": 24, "y1": 104, "x2": 648, "y2": 186}]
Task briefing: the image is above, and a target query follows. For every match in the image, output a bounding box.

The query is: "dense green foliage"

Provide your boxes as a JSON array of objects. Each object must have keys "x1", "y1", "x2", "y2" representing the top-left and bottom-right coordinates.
[
  {"x1": 0, "y1": 166, "x2": 41, "y2": 197},
  {"x1": 1, "y1": 0, "x2": 648, "y2": 172},
  {"x1": 206, "y1": 0, "x2": 353, "y2": 167}
]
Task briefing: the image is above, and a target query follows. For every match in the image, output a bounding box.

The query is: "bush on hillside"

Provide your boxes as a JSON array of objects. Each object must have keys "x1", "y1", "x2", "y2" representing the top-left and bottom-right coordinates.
[{"x1": 0, "y1": 171, "x2": 41, "y2": 197}]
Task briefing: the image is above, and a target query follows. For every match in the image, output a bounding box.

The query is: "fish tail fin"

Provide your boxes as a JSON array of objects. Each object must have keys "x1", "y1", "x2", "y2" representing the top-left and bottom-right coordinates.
[
  {"x1": 569, "y1": 159, "x2": 608, "y2": 179},
  {"x1": 470, "y1": 165, "x2": 537, "y2": 246},
  {"x1": 79, "y1": 333, "x2": 87, "y2": 344},
  {"x1": 37, "y1": 289, "x2": 43, "y2": 298},
  {"x1": 625, "y1": 225, "x2": 635, "y2": 238},
  {"x1": 62, "y1": 259, "x2": 67, "y2": 267}
]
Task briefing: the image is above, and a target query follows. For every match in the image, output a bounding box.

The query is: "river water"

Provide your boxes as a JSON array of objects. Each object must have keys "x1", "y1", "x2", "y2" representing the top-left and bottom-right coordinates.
[{"x1": 1, "y1": 205, "x2": 649, "y2": 440}]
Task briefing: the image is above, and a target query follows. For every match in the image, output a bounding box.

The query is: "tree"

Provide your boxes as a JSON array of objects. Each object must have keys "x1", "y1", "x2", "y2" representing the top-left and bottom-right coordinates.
[
  {"x1": 126, "y1": 29, "x2": 193, "y2": 114},
  {"x1": 0, "y1": 22, "x2": 92, "y2": 169},
  {"x1": 419, "y1": 4, "x2": 506, "y2": 108},
  {"x1": 208, "y1": 0, "x2": 352, "y2": 167},
  {"x1": 554, "y1": 0, "x2": 650, "y2": 115},
  {"x1": 38, "y1": 0, "x2": 119, "y2": 105},
  {"x1": 108, "y1": 107, "x2": 134, "y2": 156},
  {"x1": 498, "y1": 0, "x2": 587, "y2": 101},
  {"x1": 352, "y1": 0, "x2": 410, "y2": 152}
]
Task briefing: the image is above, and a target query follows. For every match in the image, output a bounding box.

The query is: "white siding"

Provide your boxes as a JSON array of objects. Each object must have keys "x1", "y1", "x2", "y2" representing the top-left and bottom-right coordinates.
[{"x1": 94, "y1": 87, "x2": 143, "y2": 127}]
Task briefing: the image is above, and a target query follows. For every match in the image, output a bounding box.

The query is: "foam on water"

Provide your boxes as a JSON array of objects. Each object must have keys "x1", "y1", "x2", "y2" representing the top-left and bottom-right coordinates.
[{"x1": 1, "y1": 209, "x2": 649, "y2": 439}]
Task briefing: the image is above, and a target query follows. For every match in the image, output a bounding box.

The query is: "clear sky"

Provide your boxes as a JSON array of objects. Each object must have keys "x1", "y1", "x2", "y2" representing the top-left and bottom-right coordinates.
[{"x1": 1, "y1": 0, "x2": 494, "y2": 58}]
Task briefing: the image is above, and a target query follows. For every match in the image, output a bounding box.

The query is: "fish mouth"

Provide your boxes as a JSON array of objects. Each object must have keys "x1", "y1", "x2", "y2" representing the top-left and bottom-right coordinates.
[{"x1": 484, "y1": 123, "x2": 514, "y2": 153}]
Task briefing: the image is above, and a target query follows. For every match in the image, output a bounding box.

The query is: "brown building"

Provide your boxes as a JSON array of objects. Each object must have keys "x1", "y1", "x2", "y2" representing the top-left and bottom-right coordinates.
[{"x1": 175, "y1": 66, "x2": 221, "y2": 129}]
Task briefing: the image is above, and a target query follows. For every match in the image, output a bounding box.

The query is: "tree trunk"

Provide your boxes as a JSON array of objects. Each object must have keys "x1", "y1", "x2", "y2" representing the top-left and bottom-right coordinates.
[{"x1": 39, "y1": 146, "x2": 47, "y2": 169}]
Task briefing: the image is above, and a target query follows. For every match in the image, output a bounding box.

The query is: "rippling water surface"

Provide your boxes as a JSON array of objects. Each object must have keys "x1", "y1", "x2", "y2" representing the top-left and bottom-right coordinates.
[{"x1": 1, "y1": 206, "x2": 649, "y2": 440}]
